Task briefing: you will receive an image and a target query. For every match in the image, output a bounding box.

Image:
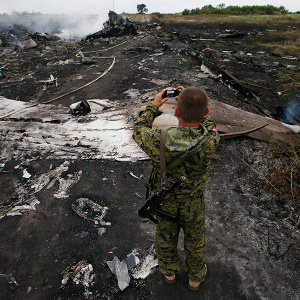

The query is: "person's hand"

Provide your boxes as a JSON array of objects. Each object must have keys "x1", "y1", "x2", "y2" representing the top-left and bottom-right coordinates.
[
  {"x1": 175, "y1": 86, "x2": 184, "y2": 100},
  {"x1": 153, "y1": 88, "x2": 168, "y2": 107}
]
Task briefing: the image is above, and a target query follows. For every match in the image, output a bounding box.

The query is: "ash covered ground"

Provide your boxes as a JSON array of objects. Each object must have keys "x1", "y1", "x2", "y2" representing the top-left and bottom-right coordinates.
[{"x1": 0, "y1": 14, "x2": 299, "y2": 300}]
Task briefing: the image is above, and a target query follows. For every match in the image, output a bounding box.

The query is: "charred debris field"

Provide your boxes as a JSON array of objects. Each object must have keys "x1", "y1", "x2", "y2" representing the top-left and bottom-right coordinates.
[{"x1": 0, "y1": 13, "x2": 300, "y2": 300}]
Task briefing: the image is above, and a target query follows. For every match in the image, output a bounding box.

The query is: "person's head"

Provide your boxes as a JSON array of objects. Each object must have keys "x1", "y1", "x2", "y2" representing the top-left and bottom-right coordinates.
[{"x1": 175, "y1": 87, "x2": 209, "y2": 123}]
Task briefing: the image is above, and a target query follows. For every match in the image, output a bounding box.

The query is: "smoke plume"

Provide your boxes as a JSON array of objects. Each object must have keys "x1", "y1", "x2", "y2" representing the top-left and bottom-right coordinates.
[{"x1": 0, "y1": 11, "x2": 106, "y2": 39}]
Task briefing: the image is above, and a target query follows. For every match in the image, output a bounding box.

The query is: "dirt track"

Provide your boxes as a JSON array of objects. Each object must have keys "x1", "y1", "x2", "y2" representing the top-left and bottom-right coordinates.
[{"x1": 0, "y1": 16, "x2": 299, "y2": 299}]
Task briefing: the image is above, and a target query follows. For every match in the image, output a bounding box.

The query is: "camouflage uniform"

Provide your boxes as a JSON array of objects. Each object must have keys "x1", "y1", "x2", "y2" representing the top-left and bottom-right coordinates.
[{"x1": 133, "y1": 104, "x2": 219, "y2": 281}]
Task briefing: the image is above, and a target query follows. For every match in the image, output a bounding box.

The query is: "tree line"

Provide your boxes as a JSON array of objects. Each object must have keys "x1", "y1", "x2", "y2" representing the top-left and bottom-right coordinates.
[{"x1": 182, "y1": 4, "x2": 290, "y2": 15}]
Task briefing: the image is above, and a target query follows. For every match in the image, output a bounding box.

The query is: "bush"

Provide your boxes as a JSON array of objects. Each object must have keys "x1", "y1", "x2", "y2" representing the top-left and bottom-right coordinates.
[
  {"x1": 182, "y1": 4, "x2": 289, "y2": 15},
  {"x1": 182, "y1": 9, "x2": 191, "y2": 15}
]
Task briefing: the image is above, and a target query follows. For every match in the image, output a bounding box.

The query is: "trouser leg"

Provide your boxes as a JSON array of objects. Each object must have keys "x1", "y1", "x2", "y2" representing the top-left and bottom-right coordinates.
[
  {"x1": 182, "y1": 194, "x2": 206, "y2": 281},
  {"x1": 155, "y1": 217, "x2": 181, "y2": 275},
  {"x1": 184, "y1": 215, "x2": 206, "y2": 281}
]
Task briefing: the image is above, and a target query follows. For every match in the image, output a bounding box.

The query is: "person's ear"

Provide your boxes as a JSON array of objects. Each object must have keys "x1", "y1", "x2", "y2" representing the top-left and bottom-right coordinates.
[
  {"x1": 175, "y1": 107, "x2": 180, "y2": 118},
  {"x1": 205, "y1": 107, "x2": 210, "y2": 116}
]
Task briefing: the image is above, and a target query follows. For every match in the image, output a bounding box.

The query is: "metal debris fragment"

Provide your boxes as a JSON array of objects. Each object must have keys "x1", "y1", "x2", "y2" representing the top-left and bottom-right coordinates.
[
  {"x1": 23, "y1": 39, "x2": 37, "y2": 49},
  {"x1": 69, "y1": 100, "x2": 91, "y2": 115},
  {"x1": 126, "y1": 253, "x2": 140, "y2": 270},
  {"x1": 107, "y1": 256, "x2": 131, "y2": 291},
  {"x1": 71, "y1": 197, "x2": 110, "y2": 226}
]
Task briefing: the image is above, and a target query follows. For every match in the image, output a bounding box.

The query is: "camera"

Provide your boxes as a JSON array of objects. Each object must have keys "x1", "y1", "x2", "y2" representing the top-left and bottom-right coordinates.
[{"x1": 163, "y1": 90, "x2": 180, "y2": 98}]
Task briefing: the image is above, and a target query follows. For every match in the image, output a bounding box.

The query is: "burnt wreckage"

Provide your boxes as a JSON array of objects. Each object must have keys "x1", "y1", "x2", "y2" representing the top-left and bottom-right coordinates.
[{"x1": 85, "y1": 11, "x2": 137, "y2": 41}]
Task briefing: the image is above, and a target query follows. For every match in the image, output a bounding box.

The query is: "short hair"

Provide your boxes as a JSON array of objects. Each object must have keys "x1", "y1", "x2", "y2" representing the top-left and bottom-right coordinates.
[{"x1": 177, "y1": 87, "x2": 208, "y2": 122}]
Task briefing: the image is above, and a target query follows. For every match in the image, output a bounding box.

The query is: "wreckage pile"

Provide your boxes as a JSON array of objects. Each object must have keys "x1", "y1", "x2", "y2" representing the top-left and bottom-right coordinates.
[
  {"x1": 0, "y1": 24, "x2": 59, "y2": 49},
  {"x1": 84, "y1": 11, "x2": 137, "y2": 42}
]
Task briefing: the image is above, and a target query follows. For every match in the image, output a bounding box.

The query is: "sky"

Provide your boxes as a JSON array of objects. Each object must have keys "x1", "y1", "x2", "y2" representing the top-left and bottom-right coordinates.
[{"x1": 1, "y1": 0, "x2": 299, "y2": 15}]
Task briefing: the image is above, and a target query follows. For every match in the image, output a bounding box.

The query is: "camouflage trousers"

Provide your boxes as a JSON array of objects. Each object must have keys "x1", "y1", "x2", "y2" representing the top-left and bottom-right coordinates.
[{"x1": 155, "y1": 192, "x2": 206, "y2": 282}]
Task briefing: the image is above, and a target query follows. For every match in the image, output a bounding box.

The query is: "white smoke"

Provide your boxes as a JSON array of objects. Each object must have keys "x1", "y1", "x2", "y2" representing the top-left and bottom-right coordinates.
[{"x1": 0, "y1": 12, "x2": 107, "y2": 39}]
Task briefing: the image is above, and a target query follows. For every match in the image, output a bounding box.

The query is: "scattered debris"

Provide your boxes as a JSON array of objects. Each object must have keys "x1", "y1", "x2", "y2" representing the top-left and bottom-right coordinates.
[
  {"x1": 0, "y1": 274, "x2": 18, "y2": 286},
  {"x1": 131, "y1": 250, "x2": 158, "y2": 279},
  {"x1": 217, "y1": 31, "x2": 247, "y2": 39},
  {"x1": 71, "y1": 197, "x2": 110, "y2": 226},
  {"x1": 0, "y1": 180, "x2": 40, "y2": 219},
  {"x1": 69, "y1": 100, "x2": 91, "y2": 116},
  {"x1": 53, "y1": 170, "x2": 82, "y2": 198},
  {"x1": 38, "y1": 74, "x2": 57, "y2": 86},
  {"x1": 23, "y1": 39, "x2": 37, "y2": 49},
  {"x1": 61, "y1": 260, "x2": 95, "y2": 297},
  {"x1": 29, "y1": 162, "x2": 82, "y2": 199},
  {"x1": 23, "y1": 169, "x2": 31, "y2": 179},
  {"x1": 3, "y1": 198, "x2": 40, "y2": 218},
  {"x1": 123, "y1": 89, "x2": 141, "y2": 98},
  {"x1": 200, "y1": 61, "x2": 260, "y2": 101},
  {"x1": 80, "y1": 231, "x2": 89, "y2": 238},
  {"x1": 31, "y1": 161, "x2": 70, "y2": 193},
  {"x1": 126, "y1": 171, "x2": 142, "y2": 180},
  {"x1": 97, "y1": 227, "x2": 107, "y2": 236},
  {"x1": 150, "y1": 78, "x2": 172, "y2": 86}
]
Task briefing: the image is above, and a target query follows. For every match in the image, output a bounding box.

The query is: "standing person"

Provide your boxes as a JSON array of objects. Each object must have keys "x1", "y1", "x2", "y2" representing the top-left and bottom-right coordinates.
[{"x1": 133, "y1": 86, "x2": 220, "y2": 290}]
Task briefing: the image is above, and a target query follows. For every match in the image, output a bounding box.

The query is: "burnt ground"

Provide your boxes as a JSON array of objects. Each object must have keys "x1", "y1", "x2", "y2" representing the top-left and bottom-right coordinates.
[{"x1": 0, "y1": 16, "x2": 300, "y2": 299}]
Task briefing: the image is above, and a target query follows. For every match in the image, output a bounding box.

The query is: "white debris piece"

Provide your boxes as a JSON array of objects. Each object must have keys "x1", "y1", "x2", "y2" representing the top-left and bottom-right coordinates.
[
  {"x1": 97, "y1": 227, "x2": 107, "y2": 236},
  {"x1": 127, "y1": 171, "x2": 142, "y2": 180},
  {"x1": 115, "y1": 259, "x2": 130, "y2": 291},
  {"x1": 132, "y1": 253, "x2": 158, "y2": 279},
  {"x1": 150, "y1": 78, "x2": 172, "y2": 86},
  {"x1": 107, "y1": 256, "x2": 118, "y2": 275},
  {"x1": 23, "y1": 169, "x2": 31, "y2": 179},
  {"x1": 123, "y1": 89, "x2": 141, "y2": 98},
  {"x1": 53, "y1": 170, "x2": 82, "y2": 198},
  {"x1": 61, "y1": 260, "x2": 95, "y2": 297}
]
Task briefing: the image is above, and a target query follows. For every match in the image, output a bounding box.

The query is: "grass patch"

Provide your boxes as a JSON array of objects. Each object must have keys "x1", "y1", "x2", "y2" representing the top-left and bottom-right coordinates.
[
  {"x1": 257, "y1": 30, "x2": 300, "y2": 59},
  {"x1": 150, "y1": 13, "x2": 300, "y2": 26},
  {"x1": 276, "y1": 67, "x2": 300, "y2": 96},
  {"x1": 268, "y1": 141, "x2": 300, "y2": 226}
]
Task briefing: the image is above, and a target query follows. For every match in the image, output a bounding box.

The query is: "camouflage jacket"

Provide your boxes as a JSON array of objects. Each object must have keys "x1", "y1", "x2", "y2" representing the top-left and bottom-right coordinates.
[{"x1": 133, "y1": 104, "x2": 220, "y2": 196}]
